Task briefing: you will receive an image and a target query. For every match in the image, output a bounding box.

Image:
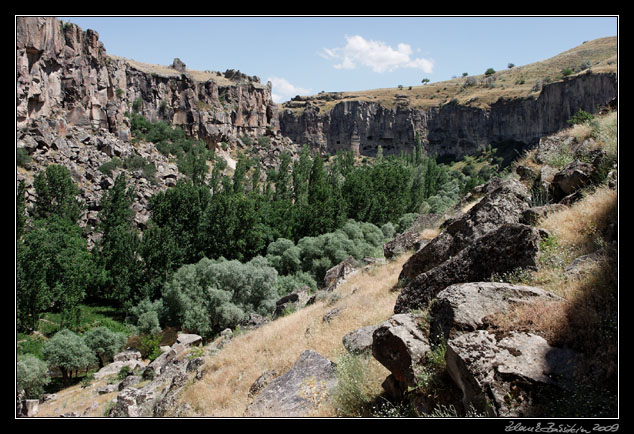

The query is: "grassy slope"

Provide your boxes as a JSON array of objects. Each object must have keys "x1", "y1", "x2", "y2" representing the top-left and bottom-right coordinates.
[{"x1": 280, "y1": 36, "x2": 617, "y2": 114}]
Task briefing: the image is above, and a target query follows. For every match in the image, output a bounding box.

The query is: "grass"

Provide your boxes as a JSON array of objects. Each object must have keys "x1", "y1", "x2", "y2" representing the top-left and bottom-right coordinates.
[
  {"x1": 172, "y1": 253, "x2": 411, "y2": 417},
  {"x1": 281, "y1": 36, "x2": 616, "y2": 114}
]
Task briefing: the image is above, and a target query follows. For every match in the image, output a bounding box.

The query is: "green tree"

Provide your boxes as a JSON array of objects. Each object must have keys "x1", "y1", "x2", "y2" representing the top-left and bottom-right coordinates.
[
  {"x1": 16, "y1": 354, "x2": 51, "y2": 399},
  {"x1": 17, "y1": 180, "x2": 27, "y2": 239},
  {"x1": 42, "y1": 329, "x2": 97, "y2": 385},
  {"x1": 17, "y1": 216, "x2": 93, "y2": 331},
  {"x1": 83, "y1": 327, "x2": 127, "y2": 368},
  {"x1": 93, "y1": 174, "x2": 142, "y2": 306},
  {"x1": 32, "y1": 164, "x2": 82, "y2": 223}
]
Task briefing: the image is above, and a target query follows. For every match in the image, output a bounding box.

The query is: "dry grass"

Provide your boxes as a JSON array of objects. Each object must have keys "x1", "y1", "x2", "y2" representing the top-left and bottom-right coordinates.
[
  {"x1": 488, "y1": 184, "x2": 618, "y2": 382},
  {"x1": 35, "y1": 376, "x2": 121, "y2": 417},
  {"x1": 175, "y1": 254, "x2": 412, "y2": 417},
  {"x1": 282, "y1": 36, "x2": 616, "y2": 114}
]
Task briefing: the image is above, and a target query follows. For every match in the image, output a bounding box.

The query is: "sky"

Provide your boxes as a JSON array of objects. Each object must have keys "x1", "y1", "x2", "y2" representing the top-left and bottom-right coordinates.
[{"x1": 56, "y1": 15, "x2": 618, "y2": 103}]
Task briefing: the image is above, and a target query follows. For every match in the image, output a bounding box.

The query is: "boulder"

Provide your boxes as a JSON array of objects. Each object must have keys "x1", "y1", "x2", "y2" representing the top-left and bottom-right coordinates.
[
  {"x1": 323, "y1": 256, "x2": 357, "y2": 291},
  {"x1": 176, "y1": 333, "x2": 203, "y2": 347},
  {"x1": 244, "y1": 350, "x2": 338, "y2": 417},
  {"x1": 383, "y1": 230, "x2": 423, "y2": 259},
  {"x1": 429, "y1": 282, "x2": 563, "y2": 344},
  {"x1": 342, "y1": 325, "x2": 378, "y2": 356},
  {"x1": 520, "y1": 203, "x2": 567, "y2": 225},
  {"x1": 113, "y1": 349, "x2": 142, "y2": 362},
  {"x1": 400, "y1": 178, "x2": 530, "y2": 280},
  {"x1": 94, "y1": 359, "x2": 145, "y2": 379},
  {"x1": 551, "y1": 160, "x2": 594, "y2": 201},
  {"x1": 446, "y1": 330, "x2": 582, "y2": 417},
  {"x1": 372, "y1": 314, "x2": 430, "y2": 396},
  {"x1": 274, "y1": 286, "x2": 311, "y2": 317},
  {"x1": 395, "y1": 223, "x2": 541, "y2": 313}
]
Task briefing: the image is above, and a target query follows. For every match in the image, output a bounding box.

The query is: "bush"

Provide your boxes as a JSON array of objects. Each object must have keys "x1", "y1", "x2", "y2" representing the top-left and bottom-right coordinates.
[
  {"x1": 485, "y1": 68, "x2": 496, "y2": 76},
  {"x1": 161, "y1": 256, "x2": 279, "y2": 337},
  {"x1": 17, "y1": 354, "x2": 51, "y2": 399},
  {"x1": 42, "y1": 329, "x2": 97, "y2": 384},
  {"x1": 83, "y1": 326, "x2": 127, "y2": 368},
  {"x1": 568, "y1": 108, "x2": 595, "y2": 126}
]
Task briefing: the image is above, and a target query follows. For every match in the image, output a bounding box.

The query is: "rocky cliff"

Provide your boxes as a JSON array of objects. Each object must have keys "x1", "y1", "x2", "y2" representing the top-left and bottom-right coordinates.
[
  {"x1": 279, "y1": 72, "x2": 617, "y2": 160},
  {"x1": 16, "y1": 16, "x2": 290, "y2": 240},
  {"x1": 16, "y1": 16, "x2": 278, "y2": 147}
]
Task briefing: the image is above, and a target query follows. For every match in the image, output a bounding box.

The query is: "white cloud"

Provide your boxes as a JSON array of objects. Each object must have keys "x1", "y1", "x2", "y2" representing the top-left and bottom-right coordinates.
[
  {"x1": 321, "y1": 35, "x2": 434, "y2": 74},
  {"x1": 267, "y1": 77, "x2": 311, "y2": 103}
]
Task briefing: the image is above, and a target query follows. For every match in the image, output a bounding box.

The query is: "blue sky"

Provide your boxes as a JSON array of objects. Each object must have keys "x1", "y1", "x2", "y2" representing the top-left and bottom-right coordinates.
[{"x1": 57, "y1": 16, "x2": 618, "y2": 103}]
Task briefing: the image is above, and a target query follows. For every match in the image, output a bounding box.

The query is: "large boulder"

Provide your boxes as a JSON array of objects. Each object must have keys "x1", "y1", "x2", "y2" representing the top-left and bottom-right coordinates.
[
  {"x1": 446, "y1": 330, "x2": 582, "y2": 417},
  {"x1": 400, "y1": 178, "x2": 530, "y2": 280},
  {"x1": 323, "y1": 256, "x2": 357, "y2": 291},
  {"x1": 429, "y1": 282, "x2": 563, "y2": 344},
  {"x1": 372, "y1": 314, "x2": 430, "y2": 398},
  {"x1": 342, "y1": 325, "x2": 378, "y2": 356},
  {"x1": 395, "y1": 223, "x2": 541, "y2": 313},
  {"x1": 244, "y1": 350, "x2": 338, "y2": 417}
]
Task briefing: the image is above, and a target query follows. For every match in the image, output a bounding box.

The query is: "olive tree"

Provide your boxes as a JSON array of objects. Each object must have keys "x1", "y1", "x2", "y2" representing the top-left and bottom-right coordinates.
[
  {"x1": 42, "y1": 329, "x2": 97, "y2": 385},
  {"x1": 83, "y1": 327, "x2": 127, "y2": 368},
  {"x1": 16, "y1": 354, "x2": 51, "y2": 399}
]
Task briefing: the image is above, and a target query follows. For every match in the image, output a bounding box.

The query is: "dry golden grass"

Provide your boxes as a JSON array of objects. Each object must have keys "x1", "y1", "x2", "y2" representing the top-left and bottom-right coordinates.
[
  {"x1": 488, "y1": 184, "x2": 618, "y2": 377},
  {"x1": 175, "y1": 253, "x2": 412, "y2": 417},
  {"x1": 36, "y1": 376, "x2": 121, "y2": 417},
  {"x1": 282, "y1": 36, "x2": 616, "y2": 114}
]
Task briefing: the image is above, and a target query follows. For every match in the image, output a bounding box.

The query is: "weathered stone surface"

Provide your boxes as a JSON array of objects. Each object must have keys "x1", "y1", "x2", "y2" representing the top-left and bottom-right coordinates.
[
  {"x1": 395, "y1": 223, "x2": 541, "y2": 313},
  {"x1": 113, "y1": 349, "x2": 142, "y2": 363},
  {"x1": 520, "y1": 204, "x2": 567, "y2": 225},
  {"x1": 94, "y1": 360, "x2": 145, "y2": 379},
  {"x1": 176, "y1": 333, "x2": 203, "y2": 347},
  {"x1": 400, "y1": 178, "x2": 530, "y2": 280},
  {"x1": 446, "y1": 330, "x2": 582, "y2": 417},
  {"x1": 429, "y1": 282, "x2": 563, "y2": 344},
  {"x1": 274, "y1": 286, "x2": 311, "y2": 317},
  {"x1": 372, "y1": 314, "x2": 430, "y2": 393},
  {"x1": 279, "y1": 72, "x2": 617, "y2": 159},
  {"x1": 323, "y1": 256, "x2": 357, "y2": 291},
  {"x1": 244, "y1": 350, "x2": 337, "y2": 417},
  {"x1": 342, "y1": 325, "x2": 378, "y2": 356},
  {"x1": 384, "y1": 230, "x2": 423, "y2": 259}
]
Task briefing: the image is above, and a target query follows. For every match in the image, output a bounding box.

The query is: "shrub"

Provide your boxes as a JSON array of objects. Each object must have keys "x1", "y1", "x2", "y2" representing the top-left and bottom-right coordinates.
[
  {"x1": 484, "y1": 68, "x2": 496, "y2": 76},
  {"x1": 161, "y1": 256, "x2": 279, "y2": 337},
  {"x1": 568, "y1": 108, "x2": 595, "y2": 126},
  {"x1": 83, "y1": 326, "x2": 127, "y2": 368},
  {"x1": 42, "y1": 329, "x2": 97, "y2": 384},
  {"x1": 17, "y1": 354, "x2": 51, "y2": 399},
  {"x1": 331, "y1": 353, "x2": 373, "y2": 416}
]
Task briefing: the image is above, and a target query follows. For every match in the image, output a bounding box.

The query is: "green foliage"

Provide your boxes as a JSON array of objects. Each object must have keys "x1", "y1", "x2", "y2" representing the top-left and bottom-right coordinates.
[
  {"x1": 17, "y1": 354, "x2": 51, "y2": 399},
  {"x1": 42, "y1": 329, "x2": 97, "y2": 384},
  {"x1": 83, "y1": 326, "x2": 127, "y2": 368},
  {"x1": 331, "y1": 353, "x2": 374, "y2": 416},
  {"x1": 485, "y1": 68, "x2": 496, "y2": 76},
  {"x1": 160, "y1": 256, "x2": 279, "y2": 337},
  {"x1": 32, "y1": 164, "x2": 83, "y2": 223},
  {"x1": 568, "y1": 108, "x2": 595, "y2": 126},
  {"x1": 17, "y1": 147, "x2": 31, "y2": 167},
  {"x1": 92, "y1": 174, "x2": 142, "y2": 306},
  {"x1": 138, "y1": 333, "x2": 162, "y2": 361},
  {"x1": 17, "y1": 216, "x2": 93, "y2": 332}
]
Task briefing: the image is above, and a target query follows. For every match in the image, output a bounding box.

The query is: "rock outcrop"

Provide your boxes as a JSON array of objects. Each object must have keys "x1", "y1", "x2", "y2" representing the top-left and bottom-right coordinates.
[
  {"x1": 16, "y1": 17, "x2": 278, "y2": 144},
  {"x1": 244, "y1": 350, "x2": 338, "y2": 417},
  {"x1": 279, "y1": 72, "x2": 617, "y2": 159}
]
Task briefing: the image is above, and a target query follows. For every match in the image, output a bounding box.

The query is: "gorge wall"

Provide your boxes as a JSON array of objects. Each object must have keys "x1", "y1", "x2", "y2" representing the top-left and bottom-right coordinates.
[
  {"x1": 16, "y1": 16, "x2": 279, "y2": 148},
  {"x1": 278, "y1": 72, "x2": 617, "y2": 159}
]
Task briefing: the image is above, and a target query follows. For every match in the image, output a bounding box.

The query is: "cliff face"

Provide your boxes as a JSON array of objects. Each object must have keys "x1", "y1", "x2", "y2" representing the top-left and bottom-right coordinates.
[
  {"x1": 279, "y1": 72, "x2": 617, "y2": 159},
  {"x1": 16, "y1": 16, "x2": 278, "y2": 146}
]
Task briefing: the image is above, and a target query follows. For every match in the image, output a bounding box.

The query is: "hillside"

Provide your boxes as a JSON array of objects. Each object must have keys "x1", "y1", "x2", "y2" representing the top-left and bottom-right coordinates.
[
  {"x1": 280, "y1": 36, "x2": 617, "y2": 113},
  {"x1": 16, "y1": 17, "x2": 618, "y2": 420}
]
